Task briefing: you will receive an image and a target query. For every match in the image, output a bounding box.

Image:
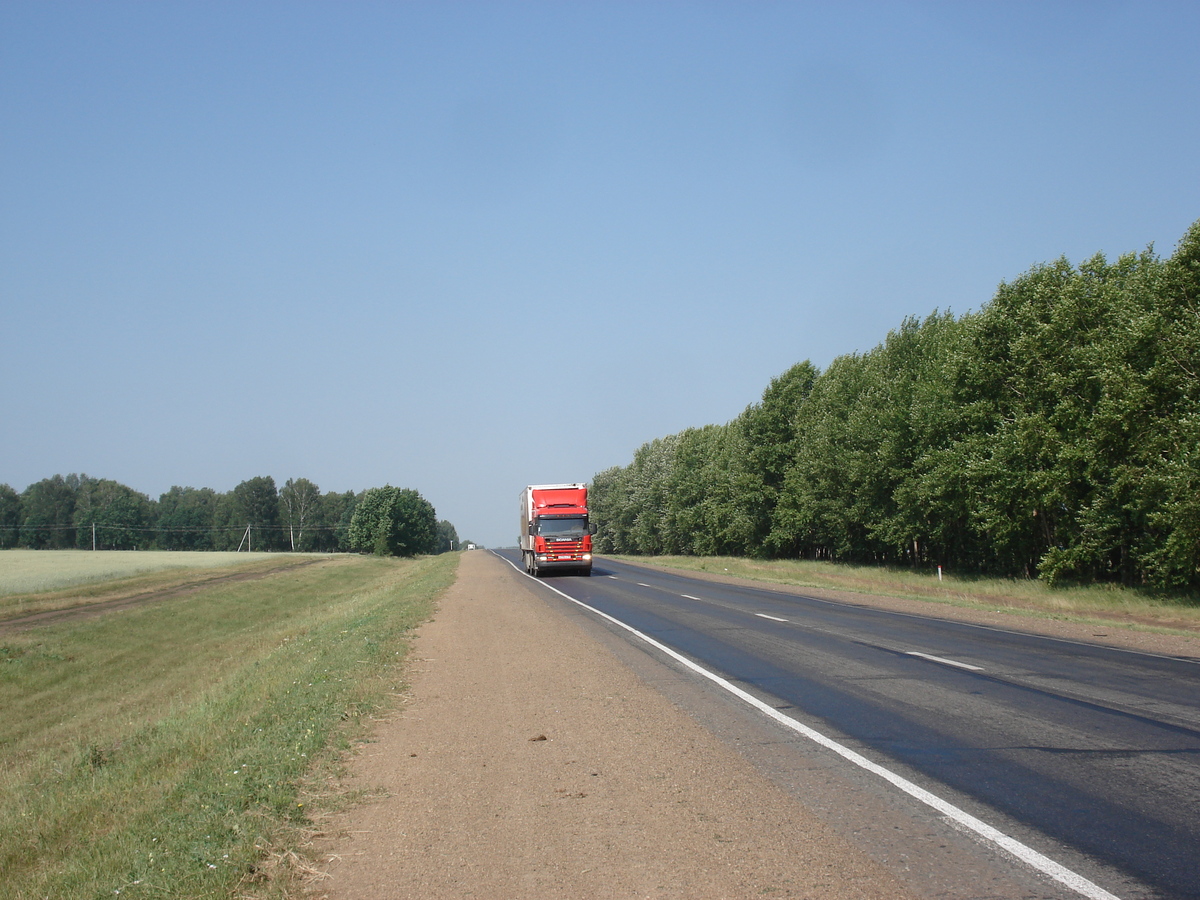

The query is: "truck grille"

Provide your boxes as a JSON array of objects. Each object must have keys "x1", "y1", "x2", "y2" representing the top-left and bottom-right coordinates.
[{"x1": 544, "y1": 539, "x2": 584, "y2": 559}]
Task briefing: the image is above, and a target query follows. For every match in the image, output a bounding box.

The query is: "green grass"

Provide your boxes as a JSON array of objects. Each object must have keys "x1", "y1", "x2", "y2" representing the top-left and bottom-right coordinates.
[
  {"x1": 0, "y1": 549, "x2": 313, "y2": 597},
  {"x1": 616, "y1": 555, "x2": 1200, "y2": 634},
  {"x1": 0, "y1": 552, "x2": 457, "y2": 900}
]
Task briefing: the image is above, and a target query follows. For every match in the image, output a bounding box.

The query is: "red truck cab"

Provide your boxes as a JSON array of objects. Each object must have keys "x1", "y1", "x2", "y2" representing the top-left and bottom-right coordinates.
[{"x1": 519, "y1": 483, "x2": 594, "y2": 576}]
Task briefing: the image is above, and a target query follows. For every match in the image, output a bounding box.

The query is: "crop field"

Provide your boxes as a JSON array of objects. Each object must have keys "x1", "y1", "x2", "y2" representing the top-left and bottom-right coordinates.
[
  {"x1": 0, "y1": 549, "x2": 307, "y2": 597},
  {"x1": 0, "y1": 551, "x2": 458, "y2": 899}
]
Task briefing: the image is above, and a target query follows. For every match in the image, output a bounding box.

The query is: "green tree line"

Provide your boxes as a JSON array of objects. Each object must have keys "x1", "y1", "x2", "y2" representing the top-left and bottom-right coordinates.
[
  {"x1": 591, "y1": 219, "x2": 1200, "y2": 590},
  {"x1": 0, "y1": 475, "x2": 463, "y2": 558}
]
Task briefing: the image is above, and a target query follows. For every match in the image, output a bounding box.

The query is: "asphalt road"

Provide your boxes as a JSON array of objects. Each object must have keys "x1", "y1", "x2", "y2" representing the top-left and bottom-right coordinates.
[{"x1": 496, "y1": 551, "x2": 1200, "y2": 900}]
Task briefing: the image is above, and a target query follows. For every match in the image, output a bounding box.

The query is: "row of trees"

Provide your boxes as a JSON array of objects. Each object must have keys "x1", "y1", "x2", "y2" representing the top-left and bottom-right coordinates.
[
  {"x1": 591, "y1": 220, "x2": 1200, "y2": 590},
  {"x1": 0, "y1": 475, "x2": 464, "y2": 557}
]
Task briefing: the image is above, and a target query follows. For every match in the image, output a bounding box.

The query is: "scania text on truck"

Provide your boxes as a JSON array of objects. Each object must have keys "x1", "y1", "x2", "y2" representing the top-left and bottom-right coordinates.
[{"x1": 519, "y1": 483, "x2": 595, "y2": 576}]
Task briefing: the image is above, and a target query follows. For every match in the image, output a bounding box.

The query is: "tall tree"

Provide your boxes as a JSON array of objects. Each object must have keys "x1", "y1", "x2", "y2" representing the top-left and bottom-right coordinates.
[
  {"x1": 589, "y1": 465, "x2": 632, "y2": 554},
  {"x1": 279, "y1": 477, "x2": 321, "y2": 551},
  {"x1": 216, "y1": 477, "x2": 282, "y2": 551},
  {"x1": 0, "y1": 484, "x2": 20, "y2": 549},
  {"x1": 19, "y1": 474, "x2": 80, "y2": 549},
  {"x1": 346, "y1": 486, "x2": 437, "y2": 557},
  {"x1": 72, "y1": 477, "x2": 154, "y2": 550},
  {"x1": 435, "y1": 519, "x2": 459, "y2": 554},
  {"x1": 317, "y1": 490, "x2": 357, "y2": 552},
  {"x1": 740, "y1": 360, "x2": 819, "y2": 551},
  {"x1": 1141, "y1": 220, "x2": 1200, "y2": 587},
  {"x1": 767, "y1": 352, "x2": 874, "y2": 561},
  {"x1": 157, "y1": 486, "x2": 218, "y2": 550}
]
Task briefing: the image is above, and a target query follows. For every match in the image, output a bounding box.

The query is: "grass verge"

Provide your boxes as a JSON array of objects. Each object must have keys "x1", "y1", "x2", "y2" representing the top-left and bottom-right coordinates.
[
  {"x1": 0, "y1": 553, "x2": 457, "y2": 899},
  {"x1": 615, "y1": 555, "x2": 1200, "y2": 635}
]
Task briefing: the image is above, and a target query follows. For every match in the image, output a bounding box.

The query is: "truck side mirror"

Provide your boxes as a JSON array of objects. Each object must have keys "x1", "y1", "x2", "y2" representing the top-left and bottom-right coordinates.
[{"x1": 589, "y1": 523, "x2": 598, "y2": 535}]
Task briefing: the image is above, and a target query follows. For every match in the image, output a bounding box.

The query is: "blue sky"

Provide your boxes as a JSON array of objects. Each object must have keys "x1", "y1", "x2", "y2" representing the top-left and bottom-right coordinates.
[{"x1": 3, "y1": 1, "x2": 1198, "y2": 549}]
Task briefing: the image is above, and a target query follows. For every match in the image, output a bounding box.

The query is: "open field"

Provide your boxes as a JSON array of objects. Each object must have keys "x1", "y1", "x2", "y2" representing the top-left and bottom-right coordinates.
[
  {"x1": 617, "y1": 555, "x2": 1200, "y2": 636},
  {"x1": 0, "y1": 552, "x2": 457, "y2": 900},
  {"x1": 0, "y1": 551, "x2": 339, "y2": 625},
  {"x1": 0, "y1": 549, "x2": 317, "y2": 597}
]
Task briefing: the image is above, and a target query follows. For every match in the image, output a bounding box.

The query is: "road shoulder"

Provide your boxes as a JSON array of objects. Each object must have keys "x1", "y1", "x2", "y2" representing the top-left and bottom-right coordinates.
[{"x1": 314, "y1": 550, "x2": 917, "y2": 899}]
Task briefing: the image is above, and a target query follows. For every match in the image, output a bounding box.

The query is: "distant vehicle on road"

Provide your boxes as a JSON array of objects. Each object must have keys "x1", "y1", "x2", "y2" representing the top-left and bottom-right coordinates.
[{"x1": 519, "y1": 483, "x2": 594, "y2": 576}]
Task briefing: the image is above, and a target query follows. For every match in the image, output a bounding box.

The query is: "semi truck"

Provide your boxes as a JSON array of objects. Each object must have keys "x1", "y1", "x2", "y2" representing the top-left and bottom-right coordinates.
[{"x1": 519, "y1": 483, "x2": 594, "y2": 576}]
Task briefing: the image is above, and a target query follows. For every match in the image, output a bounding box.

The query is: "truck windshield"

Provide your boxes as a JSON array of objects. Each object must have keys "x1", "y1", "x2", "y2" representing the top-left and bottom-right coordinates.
[{"x1": 538, "y1": 517, "x2": 587, "y2": 539}]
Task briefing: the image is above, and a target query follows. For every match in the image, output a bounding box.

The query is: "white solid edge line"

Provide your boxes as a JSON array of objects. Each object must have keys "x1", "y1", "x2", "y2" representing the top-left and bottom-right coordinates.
[
  {"x1": 496, "y1": 552, "x2": 1121, "y2": 900},
  {"x1": 906, "y1": 650, "x2": 984, "y2": 672}
]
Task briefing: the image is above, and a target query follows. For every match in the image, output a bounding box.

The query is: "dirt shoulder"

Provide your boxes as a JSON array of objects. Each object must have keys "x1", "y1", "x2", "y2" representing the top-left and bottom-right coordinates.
[{"x1": 313, "y1": 550, "x2": 919, "y2": 900}]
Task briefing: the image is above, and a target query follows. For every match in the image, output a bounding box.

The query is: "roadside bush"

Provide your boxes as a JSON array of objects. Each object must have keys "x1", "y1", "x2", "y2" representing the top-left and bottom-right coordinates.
[{"x1": 346, "y1": 486, "x2": 438, "y2": 557}]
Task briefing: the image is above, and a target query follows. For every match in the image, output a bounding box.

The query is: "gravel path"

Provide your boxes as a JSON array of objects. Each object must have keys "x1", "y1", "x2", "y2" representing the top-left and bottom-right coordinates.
[{"x1": 315, "y1": 550, "x2": 917, "y2": 899}]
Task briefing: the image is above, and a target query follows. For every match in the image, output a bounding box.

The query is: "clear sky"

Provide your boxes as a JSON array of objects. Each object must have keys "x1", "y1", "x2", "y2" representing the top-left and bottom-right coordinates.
[{"x1": 3, "y1": 1, "x2": 1198, "y2": 549}]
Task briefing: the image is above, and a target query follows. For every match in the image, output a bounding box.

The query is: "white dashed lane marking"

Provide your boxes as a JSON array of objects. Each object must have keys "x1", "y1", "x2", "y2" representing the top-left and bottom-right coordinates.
[{"x1": 905, "y1": 651, "x2": 983, "y2": 672}]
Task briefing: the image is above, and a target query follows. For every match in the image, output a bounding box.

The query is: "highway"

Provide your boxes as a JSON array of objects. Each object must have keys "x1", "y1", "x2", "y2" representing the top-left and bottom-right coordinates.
[{"x1": 496, "y1": 551, "x2": 1200, "y2": 900}]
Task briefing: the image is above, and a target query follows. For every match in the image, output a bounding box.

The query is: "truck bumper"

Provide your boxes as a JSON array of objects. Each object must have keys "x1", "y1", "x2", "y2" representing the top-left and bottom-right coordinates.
[{"x1": 533, "y1": 552, "x2": 592, "y2": 573}]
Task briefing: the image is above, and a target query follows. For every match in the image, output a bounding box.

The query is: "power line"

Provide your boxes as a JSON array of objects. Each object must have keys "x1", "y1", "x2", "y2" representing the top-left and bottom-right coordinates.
[{"x1": 0, "y1": 523, "x2": 342, "y2": 534}]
